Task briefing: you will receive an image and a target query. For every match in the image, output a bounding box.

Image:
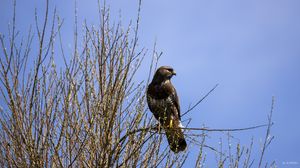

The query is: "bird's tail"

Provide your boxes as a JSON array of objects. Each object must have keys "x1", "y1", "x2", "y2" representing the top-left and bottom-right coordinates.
[{"x1": 165, "y1": 123, "x2": 187, "y2": 153}]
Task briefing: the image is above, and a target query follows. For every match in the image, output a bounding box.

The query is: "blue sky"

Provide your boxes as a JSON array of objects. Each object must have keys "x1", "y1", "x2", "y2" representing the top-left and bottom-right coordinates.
[{"x1": 1, "y1": 0, "x2": 300, "y2": 167}]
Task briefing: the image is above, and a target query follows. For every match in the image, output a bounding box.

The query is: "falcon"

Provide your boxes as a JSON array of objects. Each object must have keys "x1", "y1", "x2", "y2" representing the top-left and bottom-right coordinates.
[{"x1": 147, "y1": 66, "x2": 187, "y2": 153}]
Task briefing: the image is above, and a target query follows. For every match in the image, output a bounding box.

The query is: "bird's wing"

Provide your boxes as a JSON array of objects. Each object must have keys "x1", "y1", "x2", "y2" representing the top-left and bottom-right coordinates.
[
  {"x1": 163, "y1": 82, "x2": 181, "y2": 121},
  {"x1": 172, "y1": 88, "x2": 181, "y2": 120}
]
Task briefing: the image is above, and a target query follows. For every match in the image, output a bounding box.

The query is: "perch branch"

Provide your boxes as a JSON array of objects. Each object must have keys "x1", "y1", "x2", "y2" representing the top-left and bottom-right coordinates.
[{"x1": 116, "y1": 122, "x2": 272, "y2": 150}]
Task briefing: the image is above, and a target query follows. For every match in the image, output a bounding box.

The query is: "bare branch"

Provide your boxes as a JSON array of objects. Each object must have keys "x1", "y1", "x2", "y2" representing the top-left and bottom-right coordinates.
[
  {"x1": 181, "y1": 84, "x2": 219, "y2": 117},
  {"x1": 258, "y1": 97, "x2": 275, "y2": 168}
]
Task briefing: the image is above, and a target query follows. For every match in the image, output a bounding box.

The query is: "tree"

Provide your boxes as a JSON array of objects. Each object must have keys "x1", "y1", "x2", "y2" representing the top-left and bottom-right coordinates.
[{"x1": 0, "y1": 0, "x2": 275, "y2": 167}]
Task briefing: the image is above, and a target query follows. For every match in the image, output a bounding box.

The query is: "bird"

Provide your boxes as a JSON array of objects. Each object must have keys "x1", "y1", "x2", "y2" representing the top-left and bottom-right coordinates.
[{"x1": 147, "y1": 66, "x2": 187, "y2": 153}]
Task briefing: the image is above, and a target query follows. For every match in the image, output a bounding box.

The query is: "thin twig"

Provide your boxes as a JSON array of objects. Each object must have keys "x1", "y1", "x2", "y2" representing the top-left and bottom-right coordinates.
[
  {"x1": 181, "y1": 84, "x2": 219, "y2": 117},
  {"x1": 258, "y1": 97, "x2": 275, "y2": 168}
]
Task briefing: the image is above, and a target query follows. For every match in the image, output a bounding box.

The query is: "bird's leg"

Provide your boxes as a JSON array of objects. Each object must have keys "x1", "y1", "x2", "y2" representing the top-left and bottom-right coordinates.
[
  {"x1": 169, "y1": 119, "x2": 173, "y2": 128},
  {"x1": 167, "y1": 116, "x2": 174, "y2": 128}
]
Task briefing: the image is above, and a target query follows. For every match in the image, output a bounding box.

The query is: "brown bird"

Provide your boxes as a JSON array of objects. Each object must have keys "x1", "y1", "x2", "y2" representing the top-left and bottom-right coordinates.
[{"x1": 147, "y1": 66, "x2": 187, "y2": 153}]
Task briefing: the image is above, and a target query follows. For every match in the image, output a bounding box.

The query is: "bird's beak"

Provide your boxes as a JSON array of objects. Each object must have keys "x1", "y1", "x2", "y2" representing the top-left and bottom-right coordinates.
[{"x1": 172, "y1": 71, "x2": 176, "y2": 76}]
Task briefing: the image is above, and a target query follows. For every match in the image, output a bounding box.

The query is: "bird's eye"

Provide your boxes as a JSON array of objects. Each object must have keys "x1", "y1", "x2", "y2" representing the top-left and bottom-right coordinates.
[{"x1": 167, "y1": 68, "x2": 173, "y2": 72}]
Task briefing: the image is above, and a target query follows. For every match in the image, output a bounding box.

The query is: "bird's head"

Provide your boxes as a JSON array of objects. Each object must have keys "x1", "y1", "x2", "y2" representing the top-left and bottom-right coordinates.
[{"x1": 152, "y1": 66, "x2": 176, "y2": 83}]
